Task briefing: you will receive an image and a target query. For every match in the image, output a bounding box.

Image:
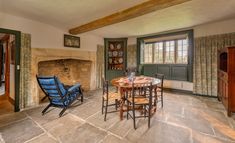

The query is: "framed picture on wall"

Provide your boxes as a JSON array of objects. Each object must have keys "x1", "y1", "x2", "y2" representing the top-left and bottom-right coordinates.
[{"x1": 64, "y1": 34, "x2": 80, "y2": 48}]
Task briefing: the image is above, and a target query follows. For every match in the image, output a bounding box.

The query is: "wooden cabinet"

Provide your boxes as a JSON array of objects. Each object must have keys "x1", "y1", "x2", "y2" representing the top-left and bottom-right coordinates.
[
  {"x1": 105, "y1": 38, "x2": 127, "y2": 81},
  {"x1": 218, "y1": 46, "x2": 235, "y2": 116}
]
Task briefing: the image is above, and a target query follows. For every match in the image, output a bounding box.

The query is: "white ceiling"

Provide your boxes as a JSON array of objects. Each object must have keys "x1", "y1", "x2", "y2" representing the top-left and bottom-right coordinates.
[{"x1": 1, "y1": 0, "x2": 235, "y2": 37}]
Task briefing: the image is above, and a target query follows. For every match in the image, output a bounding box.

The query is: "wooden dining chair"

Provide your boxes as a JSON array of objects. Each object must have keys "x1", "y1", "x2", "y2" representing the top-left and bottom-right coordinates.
[
  {"x1": 124, "y1": 67, "x2": 139, "y2": 76},
  {"x1": 126, "y1": 82, "x2": 153, "y2": 129},
  {"x1": 154, "y1": 73, "x2": 164, "y2": 108},
  {"x1": 102, "y1": 78, "x2": 120, "y2": 121}
]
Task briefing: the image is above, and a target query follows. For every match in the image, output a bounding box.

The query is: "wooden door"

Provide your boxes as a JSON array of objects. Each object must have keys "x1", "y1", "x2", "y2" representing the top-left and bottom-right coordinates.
[{"x1": 0, "y1": 44, "x2": 3, "y2": 87}]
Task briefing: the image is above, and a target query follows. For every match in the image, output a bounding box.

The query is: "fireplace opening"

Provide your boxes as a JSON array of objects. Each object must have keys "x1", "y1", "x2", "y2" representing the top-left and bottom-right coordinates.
[{"x1": 38, "y1": 59, "x2": 92, "y2": 103}]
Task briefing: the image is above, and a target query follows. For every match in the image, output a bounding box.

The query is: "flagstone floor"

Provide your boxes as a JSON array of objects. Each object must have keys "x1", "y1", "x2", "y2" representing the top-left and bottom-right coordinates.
[{"x1": 0, "y1": 90, "x2": 235, "y2": 143}]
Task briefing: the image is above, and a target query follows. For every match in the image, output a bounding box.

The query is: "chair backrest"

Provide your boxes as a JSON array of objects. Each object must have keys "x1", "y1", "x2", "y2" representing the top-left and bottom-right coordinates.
[
  {"x1": 102, "y1": 78, "x2": 109, "y2": 99},
  {"x1": 125, "y1": 67, "x2": 138, "y2": 76},
  {"x1": 36, "y1": 75, "x2": 67, "y2": 99},
  {"x1": 130, "y1": 82, "x2": 153, "y2": 105},
  {"x1": 155, "y1": 73, "x2": 164, "y2": 88}
]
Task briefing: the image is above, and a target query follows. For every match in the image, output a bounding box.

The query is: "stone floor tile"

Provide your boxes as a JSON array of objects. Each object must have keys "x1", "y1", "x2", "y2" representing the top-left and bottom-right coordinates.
[
  {"x1": 25, "y1": 106, "x2": 62, "y2": 126},
  {"x1": 192, "y1": 131, "x2": 233, "y2": 143},
  {"x1": 124, "y1": 119, "x2": 152, "y2": 142},
  {"x1": 59, "y1": 123, "x2": 107, "y2": 143},
  {"x1": 184, "y1": 107, "x2": 231, "y2": 127},
  {"x1": 134, "y1": 121, "x2": 191, "y2": 143},
  {"x1": 0, "y1": 118, "x2": 44, "y2": 143},
  {"x1": 43, "y1": 114, "x2": 84, "y2": 140},
  {"x1": 205, "y1": 101, "x2": 225, "y2": 111},
  {"x1": 26, "y1": 133, "x2": 58, "y2": 143},
  {"x1": 70, "y1": 101, "x2": 101, "y2": 120},
  {"x1": 87, "y1": 111, "x2": 120, "y2": 130},
  {"x1": 213, "y1": 124, "x2": 235, "y2": 142},
  {"x1": 108, "y1": 118, "x2": 134, "y2": 138},
  {"x1": 167, "y1": 113, "x2": 214, "y2": 135},
  {"x1": 151, "y1": 109, "x2": 168, "y2": 122},
  {"x1": 101, "y1": 135, "x2": 130, "y2": 143},
  {"x1": 227, "y1": 117, "x2": 235, "y2": 129},
  {"x1": 0, "y1": 112, "x2": 27, "y2": 127},
  {"x1": 162, "y1": 100, "x2": 184, "y2": 117}
]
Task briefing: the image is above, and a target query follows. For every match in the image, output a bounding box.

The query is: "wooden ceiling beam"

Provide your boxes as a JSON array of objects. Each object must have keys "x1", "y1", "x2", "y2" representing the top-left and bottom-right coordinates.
[{"x1": 69, "y1": 0, "x2": 191, "y2": 35}]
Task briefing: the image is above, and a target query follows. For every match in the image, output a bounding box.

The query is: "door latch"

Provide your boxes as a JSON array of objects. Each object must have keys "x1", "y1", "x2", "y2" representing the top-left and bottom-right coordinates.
[{"x1": 17, "y1": 65, "x2": 20, "y2": 70}]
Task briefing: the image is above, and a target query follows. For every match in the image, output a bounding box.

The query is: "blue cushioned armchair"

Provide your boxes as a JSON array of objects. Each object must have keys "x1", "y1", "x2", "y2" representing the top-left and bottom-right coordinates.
[{"x1": 36, "y1": 75, "x2": 83, "y2": 117}]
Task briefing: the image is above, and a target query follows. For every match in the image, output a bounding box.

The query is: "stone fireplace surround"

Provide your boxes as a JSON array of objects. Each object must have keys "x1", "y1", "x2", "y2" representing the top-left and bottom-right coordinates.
[{"x1": 30, "y1": 48, "x2": 97, "y2": 106}]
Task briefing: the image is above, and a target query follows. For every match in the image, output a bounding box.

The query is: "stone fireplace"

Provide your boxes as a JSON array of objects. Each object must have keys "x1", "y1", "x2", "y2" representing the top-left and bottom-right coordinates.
[
  {"x1": 38, "y1": 59, "x2": 92, "y2": 101},
  {"x1": 30, "y1": 48, "x2": 97, "y2": 106}
]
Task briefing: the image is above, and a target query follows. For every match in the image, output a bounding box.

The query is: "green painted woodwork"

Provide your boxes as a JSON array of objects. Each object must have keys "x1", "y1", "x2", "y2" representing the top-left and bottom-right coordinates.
[
  {"x1": 137, "y1": 29, "x2": 194, "y2": 82},
  {"x1": 104, "y1": 38, "x2": 127, "y2": 81}
]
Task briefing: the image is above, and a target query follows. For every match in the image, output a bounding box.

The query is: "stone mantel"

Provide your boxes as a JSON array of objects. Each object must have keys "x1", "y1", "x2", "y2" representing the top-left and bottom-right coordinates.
[
  {"x1": 32, "y1": 48, "x2": 96, "y2": 62},
  {"x1": 30, "y1": 48, "x2": 97, "y2": 106}
]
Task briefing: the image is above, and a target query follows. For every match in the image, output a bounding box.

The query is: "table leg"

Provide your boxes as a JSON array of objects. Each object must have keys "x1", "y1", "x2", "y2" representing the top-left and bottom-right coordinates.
[{"x1": 120, "y1": 97, "x2": 124, "y2": 120}]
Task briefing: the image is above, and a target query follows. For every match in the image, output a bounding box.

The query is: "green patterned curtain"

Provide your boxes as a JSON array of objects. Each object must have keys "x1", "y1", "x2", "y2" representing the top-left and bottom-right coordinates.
[
  {"x1": 127, "y1": 44, "x2": 137, "y2": 68},
  {"x1": 19, "y1": 33, "x2": 31, "y2": 109},
  {"x1": 193, "y1": 33, "x2": 235, "y2": 96},
  {"x1": 96, "y1": 45, "x2": 104, "y2": 88}
]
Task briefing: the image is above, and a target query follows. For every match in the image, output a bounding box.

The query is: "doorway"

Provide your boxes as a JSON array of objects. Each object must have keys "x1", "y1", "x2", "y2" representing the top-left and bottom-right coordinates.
[{"x1": 0, "y1": 28, "x2": 21, "y2": 113}]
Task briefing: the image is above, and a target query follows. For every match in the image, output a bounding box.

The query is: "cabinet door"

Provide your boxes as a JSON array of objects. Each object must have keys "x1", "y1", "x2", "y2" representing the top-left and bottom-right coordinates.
[{"x1": 104, "y1": 38, "x2": 127, "y2": 81}]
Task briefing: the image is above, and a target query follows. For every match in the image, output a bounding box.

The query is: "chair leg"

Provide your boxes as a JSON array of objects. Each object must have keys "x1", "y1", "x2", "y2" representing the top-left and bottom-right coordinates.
[
  {"x1": 101, "y1": 98, "x2": 104, "y2": 115},
  {"x1": 127, "y1": 102, "x2": 129, "y2": 120},
  {"x1": 154, "y1": 89, "x2": 157, "y2": 106},
  {"x1": 115, "y1": 99, "x2": 118, "y2": 111},
  {"x1": 59, "y1": 107, "x2": 67, "y2": 117},
  {"x1": 42, "y1": 104, "x2": 51, "y2": 115},
  {"x1": 144, "y1": 105, "x2": 146, "y2": 117},
  {"x1": 41, "y1": 96, "x2": 47, "y2": 102},
  {"x1": 148, "y1": 105, "x2": 151, "y2": 128},
  {"x1": 81, "y1": 94, "x2": 84, "y2": 103},
  {"x1": 104, "y1": 100, "x2": 108, "y2": 121},
  {"x1": 132, "y1": 105, "x2": 136, "y2": 130}
]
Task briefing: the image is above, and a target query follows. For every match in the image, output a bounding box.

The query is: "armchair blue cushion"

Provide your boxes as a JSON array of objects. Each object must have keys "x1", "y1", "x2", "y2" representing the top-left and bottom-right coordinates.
[{"x1": 36, "y1": 75, "x2": 83, "y2": 117}]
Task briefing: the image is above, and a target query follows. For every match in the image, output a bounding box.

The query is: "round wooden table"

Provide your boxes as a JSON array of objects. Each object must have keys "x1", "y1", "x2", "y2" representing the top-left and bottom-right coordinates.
[{"x1": 111, "y1": 76, "x2": 161, "y2": 120}]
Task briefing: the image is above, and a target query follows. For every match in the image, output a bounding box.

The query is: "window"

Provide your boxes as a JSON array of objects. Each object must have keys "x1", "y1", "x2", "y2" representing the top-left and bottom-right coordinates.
[
  {"x1": 143, "y1": 43, "x2": 153, "y2": 63},
  {"x1": 137, "y1": 30, "x2": 193, "y2": 82},
  {"x1": 154, "y1": 42, "x2": 163, "y2": 63},
  {"x1": 141, "y1": 38, "x2": 188, "y2": 64},
  {"x1": 165, "y1": 41, "x2": 175, "y2": 63},
  {"x1": 177, "y1": 39, "x2": 188, "y2": 64}
]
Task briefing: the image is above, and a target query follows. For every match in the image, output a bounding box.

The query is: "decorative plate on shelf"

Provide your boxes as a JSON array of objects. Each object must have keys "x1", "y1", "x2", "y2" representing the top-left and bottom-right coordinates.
[
  {"x1": 108, "y1": 51, "x2": 112, "y2": 57},
  {"x1": 116, "y1": 44, "x2": 121, "y2": 49},
  {"x1": 114, "y1": 59, "x2": 118, "y2": 64},
  {"x1": 118, "y1": 58, "x2": 123, "y2": 63},
  {"x1": 118, "y1": 51, "x2": 123, "y2": 57},
  {"x1": 109, "y1": 44, "x2": 114, "y2": 50},
  {"x1": 113, "y1": 51, "x2": 118, "y2": 57}
]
